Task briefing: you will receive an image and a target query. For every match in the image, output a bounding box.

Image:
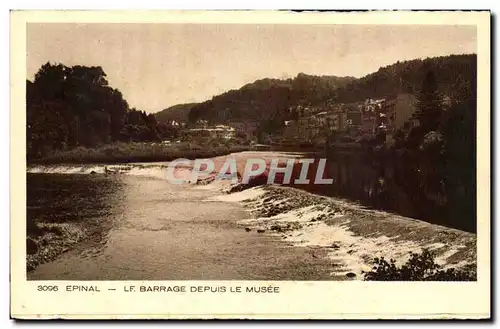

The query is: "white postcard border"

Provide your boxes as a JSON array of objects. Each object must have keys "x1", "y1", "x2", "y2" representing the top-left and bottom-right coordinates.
[{"x1": 10, "y1": 10, "x2": 491, "y2": 319}]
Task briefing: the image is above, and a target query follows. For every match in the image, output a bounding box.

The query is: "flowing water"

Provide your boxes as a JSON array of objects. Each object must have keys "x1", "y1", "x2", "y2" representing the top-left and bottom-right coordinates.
[
  {"x1": 26, "y1": 151, "x2": 476, "y2": 280},
  {"x1": 27, "y1": 160, "x2": 335, "y2": 280}
]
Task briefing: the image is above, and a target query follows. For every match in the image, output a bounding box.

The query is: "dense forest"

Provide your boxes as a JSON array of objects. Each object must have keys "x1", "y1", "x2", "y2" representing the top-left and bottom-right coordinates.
[
  {"x1": 27, "y1": 63, "x2": 178, "y2": 160},
  {"x1": 188, "y1": 73, "x2": 355, "y2": 124},
  {"x1": 187, "y1": 54, "x2": 476, "y2": 126},
  {"x1": 154, "y1": 102, "x2": 198, "y2": 124},
  {"x1": 335, "y1": 54, "x2": 476, "y2": 103}
]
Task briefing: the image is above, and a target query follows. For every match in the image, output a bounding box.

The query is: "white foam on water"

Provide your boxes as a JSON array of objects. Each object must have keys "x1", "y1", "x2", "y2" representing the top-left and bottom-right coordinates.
[
  {"x1": 206, "y1": 187, "x2": 266, "y2": 203},
  {"x1": 124, "y1": 166, "x2": 194, "y2": 182},
  {"x1": 279, "y1": 206, "x2": 326, "y2": 223},
  {"x1": 227, "y1": 187, "x2": 476, "y2": 279},
  {"x1": 27, "y1": 163, "x2": 199, "y2": 182},
  {"x1": 28, "y1": 165, "x2": 104, "y2": 175},
  {"x1": 435, "y1": 245, "x2": 467, "y2": 266},
  {"x1": 267, "y1": 198, "x2": 290, "y2": 206},
  {"x1": 194, "y1": 179, "x2": 235, "y2": 191},
  {"x1": 283, "y1": 219, "x2": 467, "y2": 277},
  {"x1": 426, "y1": 242, "x2": 447, "y2": 250},
  {"x1": 124, "y1": 166, "x2": 169, "y2": 180}
]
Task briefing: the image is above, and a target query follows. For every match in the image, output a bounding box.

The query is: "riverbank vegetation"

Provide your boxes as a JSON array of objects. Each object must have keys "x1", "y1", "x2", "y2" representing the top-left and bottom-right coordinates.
[
  {"x1": 27, "y1": 63, "x2": 184, "y2": 162},
  {"x1": 362, "y1": 249, "x2": 476, "y2": 281},
  {"x1": 27, "y1": 62, "x2": 251, "y2": 164},
  {"x1": 30, "y1": 140, "x2": 249, "y2": 164}
]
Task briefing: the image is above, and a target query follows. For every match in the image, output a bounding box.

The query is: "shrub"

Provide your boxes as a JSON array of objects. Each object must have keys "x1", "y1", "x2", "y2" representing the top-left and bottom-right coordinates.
[
  {"x1": 31, "y1": 141, "x2": 250, "y2": 164},
  {"x1": 362, "y1": 249, "x2": 476, "y2": 281}
]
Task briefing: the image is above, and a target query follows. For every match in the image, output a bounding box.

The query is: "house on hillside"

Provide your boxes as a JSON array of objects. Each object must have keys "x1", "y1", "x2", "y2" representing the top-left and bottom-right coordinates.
[
  {"x1": 360, "y1": 114, "x2": 377, "y2": 136},
  {"x1": 330, "y1": 113, "x2": 344, "y2": 132},
  {"x1": 283, "y1": 120, "x2": 300, "y2": 142},
  {"x1": 282, "y1": 111, "x2": 337, "y2": 144},
  {"x1": 345, "y1": 108, "x2": 363, "y2": 127},
  {"x1": 183, "y1": 124, "x2": 236, "y2": 140},
  {"x1": 227, "y1": 121, "x2": 259, "y2": 137},
  {"x1": 193, "y1": 120, "x2": 209, "y2": 129},
  {"x1": 393, "y1": 93, "x2": 418, "y2": 131}
]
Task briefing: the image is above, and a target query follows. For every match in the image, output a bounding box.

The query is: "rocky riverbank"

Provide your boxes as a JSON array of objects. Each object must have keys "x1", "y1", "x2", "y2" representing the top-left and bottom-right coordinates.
[
  {"x1": 209, "y1": 184, "x2": 477, "y2": 280},
  {"x1": 27, "y1": 222, "x2": 87, "y2": 272},
  {"x1": 26, "y1": 173, "x2": 121, "y2": 273}
]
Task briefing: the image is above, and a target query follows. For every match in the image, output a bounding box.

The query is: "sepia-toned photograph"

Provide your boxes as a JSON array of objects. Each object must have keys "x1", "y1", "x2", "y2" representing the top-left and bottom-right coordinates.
[
  {"x1": 10, "y1": 10, "x2": 491, "y2": 319},
  {"x1": 25, "y1": 20, "x2": 480, "y2": 281}
]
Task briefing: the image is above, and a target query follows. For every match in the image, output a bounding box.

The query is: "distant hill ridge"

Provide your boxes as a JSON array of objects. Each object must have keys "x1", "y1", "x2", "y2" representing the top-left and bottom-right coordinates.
[
  {"x1": 154, "y1": 103, "x2": 198, "y2": 124},
  {"x1": 186, "y1": 73, "x2": 356, "y2": 124},
  {"x1": 335, "y1": 54, "x2": 476, "y2": 103},
  {"x1": 154, "y1": 54, "x2": 476, "y2": 125}
]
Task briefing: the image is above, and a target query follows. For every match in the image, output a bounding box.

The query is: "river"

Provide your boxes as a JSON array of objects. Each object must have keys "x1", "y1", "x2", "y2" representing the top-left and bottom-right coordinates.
[
  {"x1": 26, "y1": 151, "x2": 476, "y2": 280},
  {"x1": 27, "y1": 155, "x2": 336, "y2": 280}
]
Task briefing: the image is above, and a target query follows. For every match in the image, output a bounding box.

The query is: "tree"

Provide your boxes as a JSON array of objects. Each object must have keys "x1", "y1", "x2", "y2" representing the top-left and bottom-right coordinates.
[
  {"x1": 27, "y1": 62, "x2": 169, "y2": 160},
  {"x1": 441, "y1": 96, "x2": 476, "y2": 231},
  {"x1": 393, "y1": 129, "x2": 405, "y2": 149},
  {"x1": 413, "y1": 70, "x2": 444, "y2": 132}
]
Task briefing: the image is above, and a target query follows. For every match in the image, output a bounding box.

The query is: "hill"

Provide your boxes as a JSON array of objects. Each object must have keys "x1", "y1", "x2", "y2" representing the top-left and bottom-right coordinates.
[
  {"x1": 335, "y1": 54, "x2": 476, "y2": 103},
  {"x1": 187, "y1": 73, "x2": 356, "y2": 124},
  {"x1": 154, "y1": 102, "x2": 198, "y2": 124},
  {"x1": 185, "y1": 54, "x2": 476, "y2": 125}
]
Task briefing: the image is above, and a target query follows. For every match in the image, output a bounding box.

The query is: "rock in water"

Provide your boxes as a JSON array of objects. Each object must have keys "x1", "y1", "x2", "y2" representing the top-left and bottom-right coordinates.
[
  {"x1": 26, "y1": 238, "x2": 38, "y2": 255},
  {"x1": 330, "y1": 243, "x2": 340, "y2": 249},
  {"x1": 346, "y1": 272, "x2": 356, "y2": 278},
  {"x1": 245, "y1": 227, "x2": 251, "y2": 232},
  {"x1": 270, "y1": 225, "x2": 282, "y2": 232},
  {"x1": 257, "y1": 229, "x2": 265, "y2": 233}
]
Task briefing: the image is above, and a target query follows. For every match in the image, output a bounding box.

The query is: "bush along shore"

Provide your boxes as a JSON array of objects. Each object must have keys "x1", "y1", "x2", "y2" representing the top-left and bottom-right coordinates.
[
  {"x1": 214, "y1": 184, "x2": 477, "y2": 281},
  {"x1": 28, "y1": 141, "x2": 250, "y2": 165}
]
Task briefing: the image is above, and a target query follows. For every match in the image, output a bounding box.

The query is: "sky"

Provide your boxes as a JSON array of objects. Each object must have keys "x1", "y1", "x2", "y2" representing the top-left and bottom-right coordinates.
[{"x1": 27, "y1": 24, "x2": 476, "y2": 113}]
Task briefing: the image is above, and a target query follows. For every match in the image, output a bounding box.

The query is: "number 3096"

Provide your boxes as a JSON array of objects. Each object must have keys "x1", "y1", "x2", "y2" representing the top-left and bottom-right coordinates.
[{"x1": 37, "y1": 285, "x2": 58, "y2": 291}]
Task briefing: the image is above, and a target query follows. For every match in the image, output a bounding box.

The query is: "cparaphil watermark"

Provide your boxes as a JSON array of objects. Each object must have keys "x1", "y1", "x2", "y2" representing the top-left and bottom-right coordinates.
[{"x1": 165, "y1": 158, "x2": 334, "y2": 185}]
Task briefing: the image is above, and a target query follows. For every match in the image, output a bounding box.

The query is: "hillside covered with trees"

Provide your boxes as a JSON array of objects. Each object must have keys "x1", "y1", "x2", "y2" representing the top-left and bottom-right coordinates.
[
  {"x1": 186, "y1": 54, "x2": 476, "y2": 126},
  {"x1": 336, "y1": 54, "x2": 476, "y2": 103},
  {"x1": 188, "y1": 73, "x2": 356, "y2": 123},
  {"x1": 154, "y1": 102, "x2": 199, "y2": 124},
  {"x1": 27, "y1": 63, "x2": 178, "y2": 161}
]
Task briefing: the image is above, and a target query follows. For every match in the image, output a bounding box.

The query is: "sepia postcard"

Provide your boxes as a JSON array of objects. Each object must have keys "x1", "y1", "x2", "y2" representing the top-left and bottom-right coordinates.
[{"x1": 10, "y1": 10, "x2": 491, "y2": 319}]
